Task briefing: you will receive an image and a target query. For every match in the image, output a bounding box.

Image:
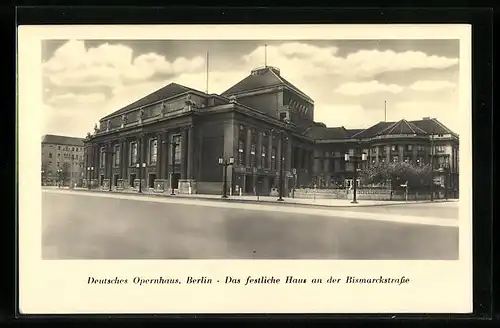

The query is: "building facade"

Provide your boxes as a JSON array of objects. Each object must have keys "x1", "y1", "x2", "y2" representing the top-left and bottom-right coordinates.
[
  {"x1": 41, "y1": 135, "x2": 86, "y2": 186},
  {"x1": 84, "y1": 66, "x2": 459, "y2": 197}
]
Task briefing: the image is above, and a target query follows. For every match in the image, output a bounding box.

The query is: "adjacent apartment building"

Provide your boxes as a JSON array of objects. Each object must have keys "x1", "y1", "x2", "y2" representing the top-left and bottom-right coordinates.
[
  {"x1": 83, "y1": 65, "x2": 459, "y2": 197},
  {"x1": 41, "y1": 134, "x2": 86, "y2": 186}
]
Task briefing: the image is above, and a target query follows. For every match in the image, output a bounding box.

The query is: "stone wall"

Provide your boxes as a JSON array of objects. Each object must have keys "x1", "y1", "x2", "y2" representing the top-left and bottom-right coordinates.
[{"x1": 294, "y1": 188, "x2": 433, "y2": 201}]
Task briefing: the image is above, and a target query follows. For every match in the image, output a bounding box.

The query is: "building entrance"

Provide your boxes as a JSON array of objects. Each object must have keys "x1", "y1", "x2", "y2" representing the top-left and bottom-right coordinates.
[
  {"x1": 148, "y1": 173, "x2": 156, "y2": 189},
  {"x1": 113, "y1": 174, "x2": 119, "y2": 186},
  {"x1": 129, "y1": 173, "x2": 136, "y2": 187}
]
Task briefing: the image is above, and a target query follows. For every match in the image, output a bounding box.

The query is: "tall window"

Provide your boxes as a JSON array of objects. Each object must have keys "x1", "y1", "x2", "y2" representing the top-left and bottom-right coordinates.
[
  {"x1": 130, "y1": 142, "x2": 138, "y2": 165},
  {"x1": 271, "y1": 147, "x2": 277, "y2": 170},
  {"x1": 149, "y1": 139, "x2": 158, "y2": 165},
  {"x1": 417, "y1": 145, "x2": 425, "y2": 151},
  {"x1": 261, "y1": 144, "x2": 267, "y2": 168},
  {"x1": 173, "y1": 135, "x2": 182, "y2": 164},
  {"x1": 100, "y1": 147, "x2": 105, "y2": 167},
  {"x1": 237, "y1": 139, "x2": 245, "y2": 166},
  {"x1": 407, "y1": 144, "x2": 413, "y2": 151},
  {"x1": 49, "y1": 153, "x2": 52, "y2": 158},
  {"x1": 436, "y1": 145, "x2": 445, "y2": 153},
  {"x1": 114, "y1": 145, "x2": 121, "y2": 167}
]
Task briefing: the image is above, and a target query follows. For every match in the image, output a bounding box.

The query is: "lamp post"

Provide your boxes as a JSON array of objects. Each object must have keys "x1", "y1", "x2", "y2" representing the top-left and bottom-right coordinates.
[
  {"x1": 57, "y1": 168, "x2": 62, "y2": 188},
  {"x1": 169, "y1": 139, "x2": 180, "y2": 195},
  {"x1": 218, "y1": 156, "x2": 235, "y2": 198},
  {"x1": 344, "y1": 151, "x2": 367, "y2": 204},
  {"x1": 87, "y1": 166, "x2": 94, "y2": 190}
]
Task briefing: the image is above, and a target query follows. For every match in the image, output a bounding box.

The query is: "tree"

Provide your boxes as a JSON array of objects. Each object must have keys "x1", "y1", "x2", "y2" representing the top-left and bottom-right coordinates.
[{"x1": 360, "y1": 161, "x2": 437, "y2": 191}]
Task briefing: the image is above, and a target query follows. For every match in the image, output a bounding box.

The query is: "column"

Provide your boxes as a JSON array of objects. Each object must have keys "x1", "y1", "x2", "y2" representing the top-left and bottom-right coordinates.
[
  {"x1": 156, "y1": 132, "x2": 162, "y2": 178},
  {"x1": 268, "y1": 131, "x2": 273, "y2": 168},
  {"x1": 412, "y1": 145, "x2": 418, "y2": 165},
  {"x1": 375, "y1": 146, "x2": 380, "y2": 163},
  {"x1": 286, "y1": 135, "x2": 292, "y2": 171},
  {"x1": 323, "y1": 152, "x2": 330, "y2": 173},
  {"x1": 398, "y1": 145, "x2": 404, "y2": 162},
  {"x1": 162, "y1": 130, "x2": 168, "y2": 179},
  {"x1": 121, "y1": 139, "x2": 128, "y2": 179},
  {"x1": 277, "y1": 132, "x2": 282, "y2": 172},
  {"x1": 257, "y1": 131, "x2": 263, "y2": 168},
  {"x1": 180, "y1": 128, "x2": 188, "y2": 179},
  {"x1": 245, "y1": 128, "x2": 252, "y2": 167},
  {"x1": 385, "y1": 145, "x2": 390, "y2": 163},
  {"x1": 187, "y1": 125, "x2": 194, "y2": 180}
]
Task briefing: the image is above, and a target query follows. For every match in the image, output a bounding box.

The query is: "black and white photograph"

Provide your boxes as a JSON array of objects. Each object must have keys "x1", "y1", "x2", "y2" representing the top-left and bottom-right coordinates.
[{"x1": 19, "y1": 24, "x2": 472, "y2": 314}]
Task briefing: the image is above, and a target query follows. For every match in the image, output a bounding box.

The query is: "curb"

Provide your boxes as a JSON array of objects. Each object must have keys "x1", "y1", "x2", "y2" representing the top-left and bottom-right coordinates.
[{"x1": 49, "y1": 188, "x2": 456, "y2": 209}]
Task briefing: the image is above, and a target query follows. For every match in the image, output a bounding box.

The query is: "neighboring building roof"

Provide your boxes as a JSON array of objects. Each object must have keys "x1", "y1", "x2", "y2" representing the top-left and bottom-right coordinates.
[
  {"x1": 350, "y1": 117, "x2": 456, "y2": 139},
  {"x1": 102, "y1": 82, "x2": 205, "y2": 120},
  {"x1": 42, "y1": 134, "x2": 85, "y2": 147},
  {"x1": 410, "y1": 117, "x2": 457, "y2": 135},
  {"x1": 222, "y1": 66, "x2": 313, "y2": 102},
  {"x1": 377, "y1": 119, "x2": 428, "y2": 136}
]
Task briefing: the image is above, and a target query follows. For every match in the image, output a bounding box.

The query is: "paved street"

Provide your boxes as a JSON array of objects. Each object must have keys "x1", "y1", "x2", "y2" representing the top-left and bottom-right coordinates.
[{"x1": 42, "y1": 190, "x2": 459, "y2": 260}]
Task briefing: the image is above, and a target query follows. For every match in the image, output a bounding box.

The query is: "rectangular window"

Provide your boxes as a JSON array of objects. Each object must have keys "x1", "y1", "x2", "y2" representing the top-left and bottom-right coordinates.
[
  {"x1": 58, "y1": 146, "x2": 61, "y2": 150},
  {"x1": 417, "y1": 145, "x2": 425, "y2": 151},
  {"x1": 436, "y1": 145, "x2": 445, "y2": 153},
  {"x1": 407, "y1": 144, "x2": 413, "y2": 151},
  {"x1": 238, "y1": 139, "x2": 245, "y2": 166},
  {"x1": 404, "y1": 157, "x2": 411, "y2": 163},
  {"x1": 114, "y1": 145, "x2": 121, "y2": 167},
  {"x1": 391, "y1": 145, "x2": 397, "y2": 151},
  {"x1": 100, "y1": 147, "x2": 105, "y2": 167},
  {"x1": 71, "y1": 154, "x2": 74, "y2": 160},
  {"x1": 57, "y1": 162, "x2": 60, "y2": 167},
  {"x1": 172, "y1": 135, "x2": 182, "y2": 164},
  {"x1": 149, "y1": 139, "x2": 158, "y2": 165},
  {"x1": 49, "y1": 153, "x2": 52, "y2": 158},
  {"x1": 72, "y1": 147, "x2": 75, "y2": 151},
  {"x1": 57, "y1": 153, "x2": 60, "y2": 158},
  {"x1": 130, "y1": 142, "x2": 138, "y2": 165}
]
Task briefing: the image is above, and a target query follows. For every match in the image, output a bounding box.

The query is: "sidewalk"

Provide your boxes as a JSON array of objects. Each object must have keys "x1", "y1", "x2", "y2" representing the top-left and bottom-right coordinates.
[{"x1": 44, "y1": 186, "x2": 456, "y2": 209}]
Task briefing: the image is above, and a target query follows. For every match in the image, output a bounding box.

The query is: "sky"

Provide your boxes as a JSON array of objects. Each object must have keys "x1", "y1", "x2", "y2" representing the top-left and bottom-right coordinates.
[{"x1": 41, "y1": 39, "x2": 460, "y2": 137}]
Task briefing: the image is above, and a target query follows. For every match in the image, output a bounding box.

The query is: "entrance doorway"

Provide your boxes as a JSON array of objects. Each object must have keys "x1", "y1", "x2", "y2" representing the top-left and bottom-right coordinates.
[
  {"x1": 113, "y1": 174, "x2": 119, "y2": 187},
  {"x1": 171, "y1": 173, "x2": 180, "y2": 190},
  {"x1": 99, "y1": 174, "x2": 104, "y2": 186},
  {"x1": 129, "y1": 173, "x2": 136, "y2": 187},
  {"x1": 148, "y1": 173, "x2": 156, "y2": 189},
  {"x1": 244, "y1": 175, "x2": 253, "y2": 194}
]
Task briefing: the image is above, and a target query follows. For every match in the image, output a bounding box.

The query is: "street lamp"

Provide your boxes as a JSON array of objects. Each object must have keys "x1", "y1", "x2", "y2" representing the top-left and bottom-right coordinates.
[
  {"x1": 344, "y1": 151, "x2": 367, "y2": 204},
  {"x1": 56, "y1": 168, "x2": 63, "y2": 188},
  {"x1": 218, "y1": 156, "x2": 235, "y2": 198},
  {"x1": 86, "y1": 166, "x2": 94, "y2": 190},
  {"x1": 136, "y1": 162, "x2": 146, "y2": 193}
]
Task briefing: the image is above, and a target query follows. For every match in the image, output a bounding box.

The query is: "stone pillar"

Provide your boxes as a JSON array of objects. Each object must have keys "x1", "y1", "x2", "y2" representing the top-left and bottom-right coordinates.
[
  {"x1": 398, "y1": 145, "x2": 404, "y2": 162},
  {"x1": 412, "y1": 144, "x2": 418, "y2": 165},
  {"x1": 156, "y1": 132, "x2": 162, "y2": 176},
  {"x1": 268, "y1": 131, "x2": 273, "y2": 168},
  {"x1": 277, "y1": 132, "x2": 283, "y2": 172},
  {"x1": 257, "y1": 131, "x2": 263, "y2": 168},
  {"x1": 180, "y1": 128, "x2": 188, "y2": 179},
  {"x1": 162, "y1": 130, "x2": 168, "y2": 179},
  {"x1": 286, "y1": 136, "x2": 292, "y2": 172},
  {"x1": 313, "y1": 149, "x2": 321, "y2": 174},
  {"x1": 385, "y1": 145, "x2": 391, "y2": 163},
  {"x1": 245, "y1": 128, "x2": 252, "y2": 167},
  {"x1": 375, "y1": 146, "x2": 380, "y2": 163},
  {"x1": 187, "y1": 125, "x2": 194, "y2": 180}
]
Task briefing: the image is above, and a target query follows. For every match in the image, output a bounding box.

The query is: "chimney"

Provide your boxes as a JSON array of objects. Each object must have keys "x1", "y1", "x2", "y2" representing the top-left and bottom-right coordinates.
[{"x1": 423, "y1": 117, "x2": 431, "y2": 120}]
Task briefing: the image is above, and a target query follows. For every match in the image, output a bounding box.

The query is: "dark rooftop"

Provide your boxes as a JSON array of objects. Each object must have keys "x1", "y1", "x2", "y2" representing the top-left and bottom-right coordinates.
[
  {"x1": 222, "y1": 66, "x2": 313, "y2": 102},
  {"x1": 102, "y1": 82, "x2": 206, "y2": 120},
  {"x1": 42, "y1": 134, "x2": 85, "y2": 147}
]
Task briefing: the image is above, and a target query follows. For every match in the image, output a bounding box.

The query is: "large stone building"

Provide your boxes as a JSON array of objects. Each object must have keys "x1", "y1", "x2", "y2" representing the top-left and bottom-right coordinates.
[
  {"x1": 83, "y1": 66, "x2": 459, "y2": 197},
  {"x1": 41, "y1": 134, "x2": 86, "y2": 186}
]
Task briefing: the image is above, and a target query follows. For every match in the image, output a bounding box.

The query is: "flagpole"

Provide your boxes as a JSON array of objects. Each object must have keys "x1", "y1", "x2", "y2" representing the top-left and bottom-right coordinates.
[
  {"x1": 264, "y1": 44, "x2": 267, "y2": 67},
  {"x1": 384, "y1": 100, "x2": 387, "y2": 122}
]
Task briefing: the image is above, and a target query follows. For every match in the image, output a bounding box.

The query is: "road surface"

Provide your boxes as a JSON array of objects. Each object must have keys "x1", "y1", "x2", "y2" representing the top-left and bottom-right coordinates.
[{"x1": 42, "y1": 190, "x2": 459, "y2": 260}]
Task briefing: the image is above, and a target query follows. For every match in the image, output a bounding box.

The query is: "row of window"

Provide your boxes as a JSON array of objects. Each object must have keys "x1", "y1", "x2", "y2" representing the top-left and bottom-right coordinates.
[
  {"x1": 48, "y1": 153, "x2": 83, "y2": 160},
  {"x1": 45, "y1": 145, "x2": 83, "y2": 152},
  {"x1": 98, "y1": 135, "x2": 182, "y2": 168}
]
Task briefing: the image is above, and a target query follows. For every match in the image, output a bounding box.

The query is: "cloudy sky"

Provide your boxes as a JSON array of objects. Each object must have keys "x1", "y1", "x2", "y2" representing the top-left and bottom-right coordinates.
[{"x1": 42, "y1": 39, "x2": 460, "y2": 137}]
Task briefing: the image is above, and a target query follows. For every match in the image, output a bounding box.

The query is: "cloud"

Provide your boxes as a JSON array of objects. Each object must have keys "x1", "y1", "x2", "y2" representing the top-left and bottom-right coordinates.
[
  {"x1": 394, "y1": 101, "x2": 459, "y2": 133},
  {"x1": 43, "y1": 40, "x2": 205, "y2": 88},
  {"x1": 243, "y1": 43, "x2": 459, "y2": 79},
  {"x1": 333, "y1": 80, "x2": 404, "y2": 96},
  {"x1": 408, "y1": 80, "x2": 456, "y2": 92},
  {"x1": 315, "y1": 104, "x2": 386, "y2": 129},
  {"x1": 46, "y1": 92, "x2": 107, "y2": 107}
]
